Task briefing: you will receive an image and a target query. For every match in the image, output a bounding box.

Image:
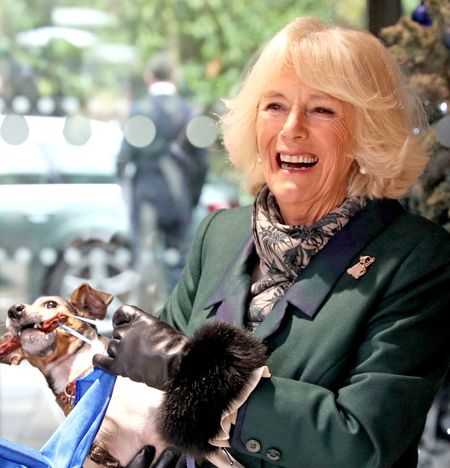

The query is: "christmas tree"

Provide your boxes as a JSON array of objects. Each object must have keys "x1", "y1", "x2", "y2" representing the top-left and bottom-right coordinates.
[{"x1": 380, "y1": 0, "x2": 450, "y2": 231}]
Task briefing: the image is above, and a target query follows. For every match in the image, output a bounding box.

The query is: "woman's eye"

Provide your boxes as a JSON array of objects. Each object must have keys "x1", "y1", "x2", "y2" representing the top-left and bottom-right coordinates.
[
  {"x1": 313, "y1": 106, "x2": 335, "y2": 115},
  {"x1": 265, "y1": 102, "x2": 283, "y2": 111},
  {"x1": 44, "y1": 301, "x2": 58, "y2": 309}
]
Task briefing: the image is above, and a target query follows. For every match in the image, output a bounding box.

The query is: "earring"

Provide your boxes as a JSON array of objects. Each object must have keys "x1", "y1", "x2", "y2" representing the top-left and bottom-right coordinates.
[
  {"x1": 359, "y1": 165, "x2": 367, "y2": 175},
  {"x1": 256, "y1": 155, "x2": 262, "y2": 165}
]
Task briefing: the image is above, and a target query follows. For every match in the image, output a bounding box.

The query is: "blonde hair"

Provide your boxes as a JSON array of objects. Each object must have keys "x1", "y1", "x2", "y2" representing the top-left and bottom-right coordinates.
[{"x1": 220, "y1": 17, "x2": 428, "y2": 199}]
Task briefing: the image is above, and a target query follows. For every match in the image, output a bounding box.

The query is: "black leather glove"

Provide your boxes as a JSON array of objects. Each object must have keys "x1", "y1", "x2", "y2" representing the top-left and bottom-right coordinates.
[
  {"x1": 125, "y1": 445, "x2": 155, "y2": 468},
  {"x1": 94, "y1": 304, "x2": 267, "y2": 457},
  {"x1": 126, "y1": 446, "x2": 188, "y2": 468},
  {"x1": 152, "y1": 448, "x2": 188, "y2": 468},
  {"x1": 93, "y1": 305, "x2": 189, "y2": 390}
]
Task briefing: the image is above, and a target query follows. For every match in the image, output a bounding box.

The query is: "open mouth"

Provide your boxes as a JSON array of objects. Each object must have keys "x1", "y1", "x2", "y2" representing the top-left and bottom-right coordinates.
[
  {"x1": 277, "y1": 153, "x2": 318, "y2": 171},
  {"x1": 17, "y1": 314, "x2": 68, "y2": 356},
  {"x1": 0, "y1": 314, "x2": 69, "y2": 358},
  {"x1": 19, "y1": 322, "x2": 45, "y2": 335},
  {"x1": 17, "y1": 313, "x2": 68, "y2": 335},
  {"x1": 20, "y1": 327, "x2": 57, "y2": 356}
]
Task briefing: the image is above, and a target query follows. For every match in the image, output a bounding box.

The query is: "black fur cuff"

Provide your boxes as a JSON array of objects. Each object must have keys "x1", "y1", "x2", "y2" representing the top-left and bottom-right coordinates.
[{"x1": 156, "y1": 321, "x2": 267, "y2": 455}]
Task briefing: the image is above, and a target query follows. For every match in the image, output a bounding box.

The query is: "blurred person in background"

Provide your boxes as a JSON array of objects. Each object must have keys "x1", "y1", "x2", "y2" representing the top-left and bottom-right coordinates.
[
  {"x1": 117, "y1": 52, "x2": 209, "y2": 293},
  {"x1": 99, "y1": 17, "x2": 450, "y2": 468}
]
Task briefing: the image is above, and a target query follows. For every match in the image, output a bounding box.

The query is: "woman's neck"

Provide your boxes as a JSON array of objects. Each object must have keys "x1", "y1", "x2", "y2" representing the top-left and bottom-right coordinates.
[{"x1": 279, "y1": 194, "x2": 347, "y2": 226}]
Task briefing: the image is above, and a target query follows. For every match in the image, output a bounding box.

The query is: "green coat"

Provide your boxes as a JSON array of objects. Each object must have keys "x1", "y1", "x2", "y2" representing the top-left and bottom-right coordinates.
[{"x1": 158, "y1": 199, "x2": 450, "y2": 468}]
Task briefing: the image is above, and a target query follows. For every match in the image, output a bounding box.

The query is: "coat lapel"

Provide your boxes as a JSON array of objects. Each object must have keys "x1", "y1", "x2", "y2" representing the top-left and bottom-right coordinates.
[
  {"x1": 203, "y1": 237, "x2": 255, "y2": 327},
  {"x1": 254, "y1": 199, "x2": 403, "y2": 339},
  {"x1": 205, "y1": 199, "x2": 403, "y2": 339}
]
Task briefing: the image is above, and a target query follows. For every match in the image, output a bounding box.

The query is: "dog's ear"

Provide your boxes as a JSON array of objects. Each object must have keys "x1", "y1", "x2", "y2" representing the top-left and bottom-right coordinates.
[
  {"x1": 0, "y1": 332, "x2": 24, "y2": 365},
  {"x1": 70, "y1": 283, "x2": 114, "y2": 320}
]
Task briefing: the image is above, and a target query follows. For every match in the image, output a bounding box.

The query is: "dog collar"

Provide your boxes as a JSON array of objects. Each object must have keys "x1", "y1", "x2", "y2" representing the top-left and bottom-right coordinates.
[
  {"x1": 55, "y1": 365, "x2": 93, "y2": 415},
  {"x1": 88, "y1": 442, "x2": 122, "y2": 467},
  {"x1": 56, "y1": 380, "x2": 77, "y2": 416}
]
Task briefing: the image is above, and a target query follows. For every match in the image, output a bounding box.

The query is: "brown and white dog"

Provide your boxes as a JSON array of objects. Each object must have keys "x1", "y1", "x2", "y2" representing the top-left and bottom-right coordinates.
[{"x1": 0, "y1": 283, "x2": 167, "y2": 467}]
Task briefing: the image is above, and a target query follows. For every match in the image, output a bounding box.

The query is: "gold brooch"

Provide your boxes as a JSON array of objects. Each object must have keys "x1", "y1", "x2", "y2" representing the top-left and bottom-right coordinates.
[{"x1": 347, "y1": 255, "x2": 376, "y2": 279}]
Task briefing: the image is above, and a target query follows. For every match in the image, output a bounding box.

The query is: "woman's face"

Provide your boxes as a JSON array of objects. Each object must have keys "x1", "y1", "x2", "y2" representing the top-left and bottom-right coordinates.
[{"x1": 255, "y1": 67, "x2": 355, "y2": 225}]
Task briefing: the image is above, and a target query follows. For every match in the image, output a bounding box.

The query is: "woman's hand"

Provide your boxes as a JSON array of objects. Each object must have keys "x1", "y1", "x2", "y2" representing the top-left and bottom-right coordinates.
[
  {"x1": 93, "y1": 305, "x2": 189, "y2": 390},
  {"x1": 95, "y1": 307, "x2": 267, "y2": 456}
]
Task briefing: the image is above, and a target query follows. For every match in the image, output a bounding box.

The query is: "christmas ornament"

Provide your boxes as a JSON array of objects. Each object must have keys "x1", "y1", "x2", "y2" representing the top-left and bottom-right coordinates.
[{"x1": 411, "y1": 1, "x2": 432, "y2": 26}]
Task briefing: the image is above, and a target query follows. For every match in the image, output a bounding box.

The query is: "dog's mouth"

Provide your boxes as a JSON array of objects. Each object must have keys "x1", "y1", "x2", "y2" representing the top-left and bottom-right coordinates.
[
  {"x1": 15, "y1": 314, "x2": 69, "y2": 356},
  {"x1": 14, "y1": 313, "x2": 68, "y2": 334},
  {"x1": 19, "y1": 322, "x2": 47, "y2": 333},
  {"x1": 20, "y1": 326, "x2": 57, "y2": 356}
]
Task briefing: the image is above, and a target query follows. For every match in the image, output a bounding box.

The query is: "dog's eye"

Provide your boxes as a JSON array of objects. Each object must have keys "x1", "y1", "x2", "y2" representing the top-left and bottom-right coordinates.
[{"x1": 44, "y1": 300, "x2": 58, "y2": 309}]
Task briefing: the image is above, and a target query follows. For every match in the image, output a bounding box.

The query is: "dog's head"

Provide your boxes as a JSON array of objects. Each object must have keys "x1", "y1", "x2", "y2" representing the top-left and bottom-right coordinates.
[{"x1": 0, "y1": 283, "x2": 113, "y2": 367}]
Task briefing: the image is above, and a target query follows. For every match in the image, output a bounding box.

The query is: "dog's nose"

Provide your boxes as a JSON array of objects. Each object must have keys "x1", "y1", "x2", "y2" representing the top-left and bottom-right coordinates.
[{"x1": 8, "y1": 303, "x2": 26, "y2": 320}]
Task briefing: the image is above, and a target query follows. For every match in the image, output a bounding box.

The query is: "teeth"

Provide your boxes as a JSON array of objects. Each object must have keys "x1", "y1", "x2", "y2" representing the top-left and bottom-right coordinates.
[{"x1": 279, "y1": 154, "x2": 318, "y2": 164}]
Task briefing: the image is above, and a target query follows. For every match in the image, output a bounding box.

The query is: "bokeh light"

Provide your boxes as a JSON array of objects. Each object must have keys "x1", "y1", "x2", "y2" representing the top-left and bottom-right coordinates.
[
  {"x1": 37, "y1": 96, "x2": 56, "y2": 115},
  {"x1": 123, "y1": 115, "x2": 156, "y2": 148},
  {"x1": 39, "y1": 247, "x2": 58, "y2": 266},
  {"x1": 62, "y1": 96, "x2": 81, "y2": 114},
  {"x1": 63, "y1": 115, "x2": 92, "y2": 145},
  {"x1": 11, "y1": 96, "x2": 31, "y2": 115},
  {"x1": 0, "y1": 114, "x2": 29, "y2": 145},
  {"x1": 186, "y1": 115, "x2": 217, "y2": 148}
]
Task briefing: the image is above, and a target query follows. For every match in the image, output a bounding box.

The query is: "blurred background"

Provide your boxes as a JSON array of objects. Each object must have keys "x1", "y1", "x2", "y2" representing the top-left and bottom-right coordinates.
[{"x1": 0, "y1": 0, "x2": 449, "y2": 466}]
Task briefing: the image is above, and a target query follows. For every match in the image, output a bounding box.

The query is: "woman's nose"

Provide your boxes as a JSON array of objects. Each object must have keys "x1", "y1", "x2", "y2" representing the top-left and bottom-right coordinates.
[{"x1": 280, "y1": 111, "x2": 308, "y2": 141}]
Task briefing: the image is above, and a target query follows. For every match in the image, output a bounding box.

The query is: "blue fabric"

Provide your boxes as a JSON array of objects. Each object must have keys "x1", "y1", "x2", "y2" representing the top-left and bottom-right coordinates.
[{"x1": 0, "y1": 367, "x2": 116, "y2": 468}]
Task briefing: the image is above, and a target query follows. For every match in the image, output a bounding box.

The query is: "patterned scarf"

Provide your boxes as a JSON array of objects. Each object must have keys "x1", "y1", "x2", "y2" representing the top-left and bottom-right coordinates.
[{"x1": 248, "y1": 186, "x2": 366, "y2": 330}]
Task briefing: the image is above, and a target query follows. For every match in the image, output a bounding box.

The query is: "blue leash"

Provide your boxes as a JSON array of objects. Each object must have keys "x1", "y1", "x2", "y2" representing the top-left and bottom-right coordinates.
[{"x1": 0, "y1": 368, "x2": 116, "y2": 468}]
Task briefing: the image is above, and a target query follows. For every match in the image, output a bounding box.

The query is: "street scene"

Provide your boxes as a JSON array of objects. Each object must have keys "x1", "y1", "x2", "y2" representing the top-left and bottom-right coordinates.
[{"x1": 1, "y1": 0, "x2": 449, "y2": 467}]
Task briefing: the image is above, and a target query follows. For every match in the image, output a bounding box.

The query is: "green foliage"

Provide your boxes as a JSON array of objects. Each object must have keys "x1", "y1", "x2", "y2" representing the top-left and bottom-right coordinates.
[
  {"x1": 119, "y1": 0, "x2": 344, "y2": 108},
  {"x1": 0, "y1": 0, "x2": 367, "y2": 113}
]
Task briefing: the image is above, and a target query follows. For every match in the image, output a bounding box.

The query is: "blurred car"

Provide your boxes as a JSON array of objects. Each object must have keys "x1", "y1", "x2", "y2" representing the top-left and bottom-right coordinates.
[
  {"x1": 0, "y1": 114, "x2": 141, "y2": 326},
  {"x1": 192, "y1": 174, "x2": 242, "y2": 230}
]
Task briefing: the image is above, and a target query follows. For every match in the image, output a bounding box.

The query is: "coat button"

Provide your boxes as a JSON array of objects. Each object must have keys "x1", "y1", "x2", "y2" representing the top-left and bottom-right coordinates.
[
  {"x1": 245, "y1": 439, "x2": 261, "y2": 453},
  {"x1": 266, "y1": 448, "x2": 282, "y2": 461}
]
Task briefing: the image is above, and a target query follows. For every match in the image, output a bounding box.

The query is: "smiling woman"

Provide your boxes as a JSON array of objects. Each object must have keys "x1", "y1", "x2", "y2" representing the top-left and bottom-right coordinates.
[
  {"x1": 222, "y1": 17, "x2": 427, "y2": 203},
  {"x1": 90, "y1": 16, "x2": 450, "y2": 468},
  {"x1": 255, "y1": 69, "x2": 355, "y2": 225}
]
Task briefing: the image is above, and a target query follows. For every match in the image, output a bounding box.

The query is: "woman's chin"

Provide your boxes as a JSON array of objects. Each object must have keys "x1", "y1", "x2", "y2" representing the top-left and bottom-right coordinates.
[{"x1": 270, "y1": 180, "x2": 311, "y2": 206}]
